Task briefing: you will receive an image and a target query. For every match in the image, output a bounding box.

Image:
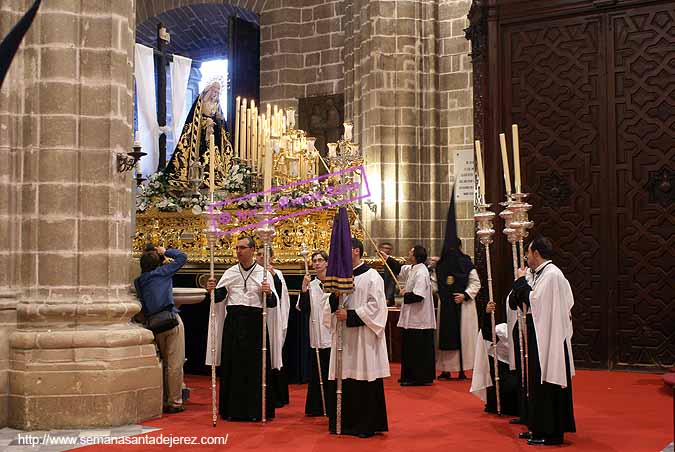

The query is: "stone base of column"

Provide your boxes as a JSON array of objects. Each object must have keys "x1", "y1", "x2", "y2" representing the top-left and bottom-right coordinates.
[
  {"x1": 0, "y1": 290, "x2": 19, "y2": 428},
  {"x1": 8, "y1": 301, "x2": 162, "y2": 430}
]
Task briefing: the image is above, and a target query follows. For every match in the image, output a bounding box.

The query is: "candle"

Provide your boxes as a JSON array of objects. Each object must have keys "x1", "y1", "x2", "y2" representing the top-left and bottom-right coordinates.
[
  {"x1": 209, "y1": 133, "x2": 215, "y2": 192},
  {"x1": 344, "y1": 122, "x2": 353, "y2": 142},
  {"x1": 286, "y1": 108, "x2": 295, "y2": 130},
  {"x1": 266, "y1": 103, "x2": 272, "y2": 130},
  {"x1": 256, "y1": 115, "x2": 261, "y2": 173},
  {"x1": 246, "y1": 104, "x2": 252, "y2": 164},
  {"x1": 512, "y1": 124, "x2": 521, "y2": 193},
  {"x1": 328, "y1": 142, "x2": 337, "y2": 158},
  {"x1": 234, "y1": 97, "x2": 241, "y2": 159},
  {"x1": 264, "y1": 140, "x2": 273, "y2": 203},
  {"x1": 240, "y1": 99, "x2": 247, "y2": 163},
  {"x1": 475, "y1": 140, "x2": 486, "y2": 200},
  {"x1": 499, "y1": 133, "x2": 512, "y2": 196}
]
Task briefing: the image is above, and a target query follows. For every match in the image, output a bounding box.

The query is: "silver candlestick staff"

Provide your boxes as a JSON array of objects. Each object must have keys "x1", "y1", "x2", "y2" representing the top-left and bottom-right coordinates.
[
  {"x1": 474, "y1": 203, "x2": 501, "y2": 414},
  {"x1": 508, "y1": 192, "x2": 534, "y2": 397},
  {"x1": 499, "y1": 198, "x2": 527, "y2": 400},
  {"x1": 255, "y1": 209, "x2": 276, "y2": 424}
]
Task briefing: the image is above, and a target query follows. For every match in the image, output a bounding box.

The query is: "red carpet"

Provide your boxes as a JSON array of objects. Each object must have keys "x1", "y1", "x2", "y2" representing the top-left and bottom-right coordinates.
[{"x1": 80, "y1": 364, "x2": 672, "y2": 451}]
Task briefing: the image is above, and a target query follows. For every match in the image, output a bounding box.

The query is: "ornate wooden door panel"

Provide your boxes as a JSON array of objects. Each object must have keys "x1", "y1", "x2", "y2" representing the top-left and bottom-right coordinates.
[
  {"x1": 503, "y1": 17, "x2": 609, "y2": 368},
  {"x1": 608, "y1": 4, "x2": 675, "y2": 369}
]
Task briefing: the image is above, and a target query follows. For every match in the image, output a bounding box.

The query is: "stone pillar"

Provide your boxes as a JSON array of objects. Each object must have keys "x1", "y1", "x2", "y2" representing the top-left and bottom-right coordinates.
[
  {"x1": 439, "y1": 0, "x2": 474, "y2": 254},
  {"x1": 2, "y1": 0, "x2": 162, "y2": 429},
  {"x1": 0, "y1": 0, "x2": 28, "y2": 429},
  {"x1": 345, "y1": 0, "x2": 467, "y2": 255}
]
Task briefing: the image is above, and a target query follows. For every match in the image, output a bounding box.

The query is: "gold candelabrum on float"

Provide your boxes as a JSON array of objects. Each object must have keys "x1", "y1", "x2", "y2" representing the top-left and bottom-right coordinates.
[{"x1": 134, "y1": 102, "x2": 369, "y2": 264}]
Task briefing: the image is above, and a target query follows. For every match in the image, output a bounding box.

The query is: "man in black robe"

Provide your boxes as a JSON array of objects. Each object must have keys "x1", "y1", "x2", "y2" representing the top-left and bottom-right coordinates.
[
  {"x1": 206, "y1": 236, "x2": 279, "y2": 421},
  {"x1": 510, "y1": 237, "x2": 576, "y2": 445},
  {"x1": 297, "y1": 251, "x2": 332, "y2": 416}
]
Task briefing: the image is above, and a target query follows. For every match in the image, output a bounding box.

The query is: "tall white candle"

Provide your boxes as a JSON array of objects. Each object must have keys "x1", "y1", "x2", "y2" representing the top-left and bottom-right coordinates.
[
  {"x1": 240, "y1": 99, "x2": 247, "y2": 163},
  {"x1": 234, "y1": 97, "x2": 241, "y2": 159},
  {"x1": 499, "y1": 133, "x2": 513, "y2": 196},
  {"x1": 512, "y1": 124, "x2": 521, "y2": 193},
  {"x1": 264, "y1": 141, "x2": 273, "y2": 203},
  {"x1": 475, "y1": 140, "x2": 486, "y2": 200}
]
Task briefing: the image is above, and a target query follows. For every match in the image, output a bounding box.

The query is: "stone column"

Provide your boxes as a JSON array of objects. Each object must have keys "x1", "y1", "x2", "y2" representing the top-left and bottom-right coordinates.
[
  {"x1": 3, "y1": 0, "x2": 162, "y2": 429},
  {"x1": 344, "y1": 0, "x2": 456, "y2": 254},
  {"x1": 0, "y1": 0, "x2": 28, "y2": 429}
]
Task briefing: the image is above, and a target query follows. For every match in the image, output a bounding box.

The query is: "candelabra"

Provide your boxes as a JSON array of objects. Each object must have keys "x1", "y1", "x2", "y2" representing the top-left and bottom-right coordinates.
[
  {"x1": 474, "y1": 202, "x2": 500, "y2": 415},
  {"x1": 503, "y1": 192, "x2": 534, "y2": 397}
]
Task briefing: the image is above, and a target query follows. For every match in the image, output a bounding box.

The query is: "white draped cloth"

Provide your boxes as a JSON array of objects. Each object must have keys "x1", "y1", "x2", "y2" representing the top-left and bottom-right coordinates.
[
  {"x1": 205, "y1": 263, "x2": 284, "y2": 370},
  {"x1": 470, "y1": 323, "x2": 510, "y2": 402},
  {"x1": 296, "y1": 278, "x2": 333, "y2": 349},
  {"x1": 322, "y1": 265, "x2": 390, "y2": 382},
  {"x1": 436, "y1": 268, "x2": 481, "y2": 372},
  {"x1": 529, "y1": 261, "x2": 575, "y2": 388},
  {"x1": 397, "y1": 263, "x2": 436, "y2": 330},
  {"x1": 134, "y1": 43, "x2": 158, "y2": 176},
  {"x1": 268, "y1": 268, "x2": 291, "y2": 347},
  {"x1": 169, "y1": 54, "x2": 192, "y2": 154}
]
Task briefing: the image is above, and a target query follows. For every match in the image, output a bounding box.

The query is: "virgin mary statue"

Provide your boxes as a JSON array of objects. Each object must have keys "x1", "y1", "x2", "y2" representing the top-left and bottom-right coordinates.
[{"x1": 164, "y1": 80, "x2": 233, "y2": 193}]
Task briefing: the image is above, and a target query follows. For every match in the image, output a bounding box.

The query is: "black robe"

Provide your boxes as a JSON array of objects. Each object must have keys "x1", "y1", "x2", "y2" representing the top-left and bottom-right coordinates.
[
  {"x1": 163, "y1": 94, "x2": 232, "y2": 193},
  {"x1": 512, "y1": 277, "x2": 576, "y2": 438},
  {"x1": 436, "y1": 250, "x2": 474, "y2": 352},
  {"x1": 213, "y1": 284, "x2": 278, "y2": 421},
  {"x1": 297, "y1": 290, "x2": 330, "y2": 416}
]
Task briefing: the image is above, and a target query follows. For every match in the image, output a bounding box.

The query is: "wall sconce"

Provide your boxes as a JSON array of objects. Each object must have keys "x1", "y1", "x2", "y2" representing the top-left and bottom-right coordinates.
[{"x1": 117, "y1": 138, "x2": 146, "y2": 174}]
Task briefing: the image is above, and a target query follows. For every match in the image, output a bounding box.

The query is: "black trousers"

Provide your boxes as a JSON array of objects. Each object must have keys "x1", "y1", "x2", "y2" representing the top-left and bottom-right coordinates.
[
  {"x1": 526, "y1": 315, "x2": 576, "y2": 438},
  {"x1": 400, "y1": 328, "x2": 436, "y2": 385},
  {"x1": 305, "y1": 347, "x2": 331, "y2": 416},
  {"x1": 327, "y1": 378, "x2": 388, "y2": 437},
  {"x1": 219, "y1": 305, "x2": 276, "y2": 421}
]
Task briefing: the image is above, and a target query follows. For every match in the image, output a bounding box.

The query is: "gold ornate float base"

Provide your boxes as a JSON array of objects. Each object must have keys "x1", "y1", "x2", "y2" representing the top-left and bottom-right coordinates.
[{"x1": 134, "y1": 207, "x2": 364, "y2": 265}]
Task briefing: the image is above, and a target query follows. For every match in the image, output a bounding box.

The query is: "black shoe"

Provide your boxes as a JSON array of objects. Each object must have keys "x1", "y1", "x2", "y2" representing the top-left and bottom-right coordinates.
[
  {"x1": 437, "y1": 372, "x2": 452, "y2": 380},
  {"x1": 357, "y1": 432, "x2": 374, "y2": 438},
  {"x1": 457, "y1": 372, "x2": 468, "y2": 380},
  {"x1": 519, "y1": 431, "x2": 533, "y2": 440},
  {"x1": 163, "y1": 405, "x2": 185, "y2": 414},
  {"x1": 510, "y1": 418, "x2": 526, "y2": 424},
  {"x1": 400, "y1": 381, "x2": 414, "y2": 386},
  {"x1": 527, "y1": 436, "x2": 563, "y2": 446}
]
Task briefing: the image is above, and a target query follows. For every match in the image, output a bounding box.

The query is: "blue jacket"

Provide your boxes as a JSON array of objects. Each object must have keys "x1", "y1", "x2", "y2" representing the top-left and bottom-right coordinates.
[{"x1": 134, "y1": 249, "x2": 187, "y2": 315}]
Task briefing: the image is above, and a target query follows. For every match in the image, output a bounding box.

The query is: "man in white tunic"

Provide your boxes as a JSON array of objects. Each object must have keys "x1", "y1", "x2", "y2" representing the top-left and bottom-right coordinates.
[
  {"x1": 256, "y1": 247, "x2": 290, "y2": 407},
  {"x1": 435, "y1": 238, "x2": 481, "y2": 380},
  {"x1": 205, "y1": 236, "x2": 280, "y2": 421},
  {"x1": 323, "y1": 238, "x2": 390, "y2": 438},
  {"x1": 297, "y1": 250, "x2": 333, "y2": 416},
  {"x1": 384, "y1": 246, "x2": 436, "y2": 385},
  {"x1": 510, "y1": 236, "x2": 576, "y2": 446}
]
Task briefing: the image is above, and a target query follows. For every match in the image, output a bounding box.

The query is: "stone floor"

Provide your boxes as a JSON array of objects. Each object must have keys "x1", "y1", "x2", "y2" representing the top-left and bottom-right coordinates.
[{"x1": 0, "y1": 426, "x2": 160, "y2": 452}]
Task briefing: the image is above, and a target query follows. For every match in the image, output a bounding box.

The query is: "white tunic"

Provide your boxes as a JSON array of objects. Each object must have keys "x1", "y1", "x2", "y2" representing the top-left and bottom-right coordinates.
[
  {"x1": 295, "y1": 278, "x2": 333, "y2": 349},
  {"x1": 528, "y1": 261, "x2": 575, "y2": 388},
  {"x1": 397, "y1": 263, "x2": 436, "y2": 330},
  {"x1": 205, "y1": 263, "x2": 284, "y2": 370},
  {"x1": 436, "y1": 268, "x2": 481, "y2": 372},
  {"x1": 323, "y1": 265, "x2": 391, "y2": 382}
]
